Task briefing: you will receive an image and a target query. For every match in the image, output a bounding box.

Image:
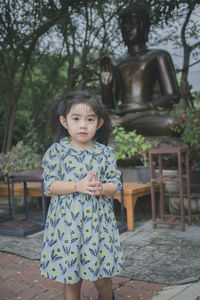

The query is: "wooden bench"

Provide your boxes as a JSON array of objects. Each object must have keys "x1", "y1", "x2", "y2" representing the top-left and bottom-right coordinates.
[
  {"x1": 114, "y1": 182, "x2": 160, "y2": 230},
  {"x1": 0, "y1": 182, "x2": 160, "y2": 231}
]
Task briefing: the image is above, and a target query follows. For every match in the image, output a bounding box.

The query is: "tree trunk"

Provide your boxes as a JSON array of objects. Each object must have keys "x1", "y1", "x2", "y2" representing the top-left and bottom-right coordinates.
[
  {"x1": 179, "y1": 1, "x2": 197, "y2": 108},
  {"x1": 2, "y1": 101, "x2": 18, "y2": 152},
  {"x1": 180, "y1": 46, "x2": 194, "y2": 107}
]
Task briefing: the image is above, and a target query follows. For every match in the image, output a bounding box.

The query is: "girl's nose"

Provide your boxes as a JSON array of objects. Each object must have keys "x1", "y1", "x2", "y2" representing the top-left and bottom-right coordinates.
[{"x1": 80, "y1": 120, "x2": 87, "y2": 128}]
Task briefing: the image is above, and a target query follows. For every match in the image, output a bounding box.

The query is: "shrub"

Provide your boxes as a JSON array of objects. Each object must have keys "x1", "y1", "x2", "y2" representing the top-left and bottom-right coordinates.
[
  {"x1": 182, "y1": 107, "x2": 200, "y2": 169},
  {"x1": 0, "y1": 141, "x2": 42, "y2": 176},
  {"x1": 112, "y1": 124, "x2": 152, "y2": 167}
]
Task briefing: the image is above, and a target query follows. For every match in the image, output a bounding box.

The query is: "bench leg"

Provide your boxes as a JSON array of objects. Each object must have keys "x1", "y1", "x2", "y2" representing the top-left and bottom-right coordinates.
[{"x1": 126, "y1": 195, "x2": 137, "y2": 231}]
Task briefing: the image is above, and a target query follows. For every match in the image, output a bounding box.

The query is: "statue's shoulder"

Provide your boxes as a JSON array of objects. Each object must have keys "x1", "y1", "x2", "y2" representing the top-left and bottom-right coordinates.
[
  {"x1": 147, "y1": 48, "x2": 172, "y2": 59},
  {"x1": 113, "y1": 49, "x2": 172, "y2": 68}
]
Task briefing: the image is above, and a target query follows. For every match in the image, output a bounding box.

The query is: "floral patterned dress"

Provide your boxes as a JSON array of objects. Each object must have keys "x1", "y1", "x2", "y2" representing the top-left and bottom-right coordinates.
[{"x1": 40, "y1": 137, "x2": 125, "y2": 284}]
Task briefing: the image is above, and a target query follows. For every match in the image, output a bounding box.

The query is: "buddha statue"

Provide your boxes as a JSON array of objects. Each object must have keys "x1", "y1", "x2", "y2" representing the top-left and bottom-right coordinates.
[{"x1": 100, "y1": 2, "x2": 180, "y2": 136}]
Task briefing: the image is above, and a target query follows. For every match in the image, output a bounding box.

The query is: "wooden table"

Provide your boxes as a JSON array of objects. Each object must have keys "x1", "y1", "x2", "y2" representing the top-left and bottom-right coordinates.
[
  {"x1": 114, "y1": 182, "x2": 160, "y2": 231},
  {"x1": 0, "y1": 182, "x2": 160, "y2": 231}
]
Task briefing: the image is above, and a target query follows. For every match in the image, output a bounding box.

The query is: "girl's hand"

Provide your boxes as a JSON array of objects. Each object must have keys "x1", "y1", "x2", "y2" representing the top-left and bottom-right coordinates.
[
  {"x1": 76, "y1": 171, "x2": 102, "y2": 195},
  {"x1": 91, "y1": 172, "x2": 103, "y2": 195}
]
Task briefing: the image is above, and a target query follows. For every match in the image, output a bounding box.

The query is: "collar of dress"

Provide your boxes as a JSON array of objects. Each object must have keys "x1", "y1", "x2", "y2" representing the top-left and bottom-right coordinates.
[{"x1": 60, "y1": 137, "x2": 105, "y2": 156}]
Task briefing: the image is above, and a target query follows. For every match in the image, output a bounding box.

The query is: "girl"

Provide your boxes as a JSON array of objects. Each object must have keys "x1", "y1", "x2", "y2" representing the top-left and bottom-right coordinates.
[{"x1": 40, "y1": 90, "x2": 124, "y2": 300}]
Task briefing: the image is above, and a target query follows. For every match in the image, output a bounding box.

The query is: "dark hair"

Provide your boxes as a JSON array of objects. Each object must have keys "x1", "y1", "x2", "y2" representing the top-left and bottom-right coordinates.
[
  {"x1": 51, "y1": 90, "x2": 111, "y2": 145},
  {"x1": 119, "y1": 2, "x2": 150, "y2": 42}
]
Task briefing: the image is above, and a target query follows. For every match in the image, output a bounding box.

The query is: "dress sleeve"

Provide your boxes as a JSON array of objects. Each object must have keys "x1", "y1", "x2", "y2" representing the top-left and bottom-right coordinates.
[
  {"x1": 102, "y1": 147, "x2": 122, "y2": 193},
  {"x1": 42, "y1": 143, "x2": 62, "y2": 195}
]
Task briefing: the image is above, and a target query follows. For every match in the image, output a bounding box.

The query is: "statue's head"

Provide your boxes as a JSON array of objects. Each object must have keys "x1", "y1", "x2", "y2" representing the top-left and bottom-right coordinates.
[{"x1": 119, "y1": 1, "x2": 150, "y2": 45}]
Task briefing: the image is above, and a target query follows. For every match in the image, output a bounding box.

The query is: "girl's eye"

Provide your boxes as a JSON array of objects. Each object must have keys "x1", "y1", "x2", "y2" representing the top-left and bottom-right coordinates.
[
  {"x1": 72, "y1": 117, "x2": 79, "y2": 121},
  {"x1": 88, "y1": 118, "x2": 94, "y2": 122}
]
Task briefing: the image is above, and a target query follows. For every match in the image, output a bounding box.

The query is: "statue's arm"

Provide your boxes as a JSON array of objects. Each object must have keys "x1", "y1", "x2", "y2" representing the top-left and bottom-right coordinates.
[
  {"x1": 152, "y1": 51, "x2": 180, "y2": 108},
  {"x1": 100, "y1": 56, "x2": 117, "y2": 110}
]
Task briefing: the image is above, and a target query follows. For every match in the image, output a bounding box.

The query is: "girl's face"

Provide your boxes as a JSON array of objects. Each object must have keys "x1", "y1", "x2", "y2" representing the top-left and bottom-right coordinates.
[{"x1": 60, "y1": 103, "x2": 104, "y2": 149}]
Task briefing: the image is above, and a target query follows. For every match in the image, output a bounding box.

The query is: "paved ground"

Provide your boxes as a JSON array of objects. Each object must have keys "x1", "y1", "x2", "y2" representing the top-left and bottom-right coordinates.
[
  {"x1": 0, "y1": 212, "x2": 200, "y2": 299},
  {"x1": 0, "y1": 251, "x2": 167, "y2": 300},
  {"x1": 120, "y1": 218, "x2": 200, "y2": 285}
]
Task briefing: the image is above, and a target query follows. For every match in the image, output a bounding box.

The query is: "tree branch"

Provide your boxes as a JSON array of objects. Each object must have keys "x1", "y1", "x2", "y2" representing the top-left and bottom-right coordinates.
[
  {"x1": 181, "y1": 2, "x2": 196, "y2": 49},
  {"x1": 191, "y1": 40, "x2": 200, "y2": 51},
  {"x1": 176, "y1": 59, "x2": 200, "y2": 73},
  {"x1": 14, "y1": 7, "x2": 69, "y2": 103}
]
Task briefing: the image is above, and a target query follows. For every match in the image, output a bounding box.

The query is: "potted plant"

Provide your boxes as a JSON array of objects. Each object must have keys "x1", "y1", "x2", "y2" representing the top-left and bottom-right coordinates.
[
  {"x1": 112, "y1": 124, "x2": 153, "y2": 183},
  {"x1": 181, "y1": 107, "x2": 200, "y2": 192},
  {"x1": 182, "y1": 107, "x2": 200, "y2": 167},
  {"x1": 0, "y1": 141, "x2": 42, "y2": 178},
  {"x1": 168, "y1": 108, "x2": 187, "y2": 136},
  {"x1": 168, "y1": 106, "x2": 200, "y2": 170},
  {"x1": 166, "y1": 105, "x2": 200, "y2": 194}
]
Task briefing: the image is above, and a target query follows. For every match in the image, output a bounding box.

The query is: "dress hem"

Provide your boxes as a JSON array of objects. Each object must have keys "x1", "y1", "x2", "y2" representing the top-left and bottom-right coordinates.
[{"x1": 40, "y1": 269, "x2": 125, "y2": 285}]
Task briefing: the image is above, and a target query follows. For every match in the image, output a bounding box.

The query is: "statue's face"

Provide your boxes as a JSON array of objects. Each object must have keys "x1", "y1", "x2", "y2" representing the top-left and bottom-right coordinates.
[{"x1": 121, "y1": 13, "x2": 144, "y2": 46}]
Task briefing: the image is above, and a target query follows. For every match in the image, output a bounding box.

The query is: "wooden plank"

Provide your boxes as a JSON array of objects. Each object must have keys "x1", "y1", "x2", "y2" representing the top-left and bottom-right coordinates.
[{"x1": 0, "y1": 183, "x2": 51, "y2": 198}]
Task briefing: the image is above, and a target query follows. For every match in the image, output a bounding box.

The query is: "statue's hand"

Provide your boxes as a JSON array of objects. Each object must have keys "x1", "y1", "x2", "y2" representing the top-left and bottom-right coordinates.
[{"x1": 100, "y1": 56, "x2": 113, "y2": 85}]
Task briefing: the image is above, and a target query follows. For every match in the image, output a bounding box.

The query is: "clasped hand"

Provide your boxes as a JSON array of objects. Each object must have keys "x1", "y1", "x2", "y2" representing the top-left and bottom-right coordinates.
[{"x1": 76, "y1": 170, "x2": 103, "y2": 195}]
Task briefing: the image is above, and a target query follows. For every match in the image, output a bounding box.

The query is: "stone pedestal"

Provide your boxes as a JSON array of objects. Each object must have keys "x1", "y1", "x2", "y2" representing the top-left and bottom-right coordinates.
[{"x1": 169, "y1": 194, "x2": 200, "y2": 214}]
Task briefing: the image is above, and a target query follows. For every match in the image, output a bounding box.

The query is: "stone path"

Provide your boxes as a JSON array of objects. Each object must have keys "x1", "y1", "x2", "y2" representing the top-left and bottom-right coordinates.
[{"x1": 119, "y1": 219, "x2": 200, "y2": 285}]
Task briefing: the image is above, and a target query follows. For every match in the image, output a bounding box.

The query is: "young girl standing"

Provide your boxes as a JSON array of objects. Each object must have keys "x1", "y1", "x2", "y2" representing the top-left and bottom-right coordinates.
[{"x1": 40, "y1": 90, "x2": 124, "y2": 300}]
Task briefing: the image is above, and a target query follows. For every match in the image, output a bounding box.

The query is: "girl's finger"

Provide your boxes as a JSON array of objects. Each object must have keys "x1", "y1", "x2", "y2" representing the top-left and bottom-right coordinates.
[
  {"x1": 93, "y1": 173, "x2": 98, "y2": 181},
  {"x1": 88, "y1": 181, "x2": 98, "y2": 187},
  {"x1": 87, "y1": 172, "x2": 94, "y2": 181}
]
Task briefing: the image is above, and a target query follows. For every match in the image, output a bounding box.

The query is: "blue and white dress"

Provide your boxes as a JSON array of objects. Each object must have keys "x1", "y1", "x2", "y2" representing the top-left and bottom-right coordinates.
[{"x1": 40, "y1": 137, "x2": 124, "y2": 284}]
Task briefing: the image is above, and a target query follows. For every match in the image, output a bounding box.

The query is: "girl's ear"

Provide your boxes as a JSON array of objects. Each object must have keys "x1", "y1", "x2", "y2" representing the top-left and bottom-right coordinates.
[
  {"x1": 59, "y1": 116, "x2": 67, "y2": 130},
  {"x1": 97, "y1": 119, "x2": 104, "y2": 130}
]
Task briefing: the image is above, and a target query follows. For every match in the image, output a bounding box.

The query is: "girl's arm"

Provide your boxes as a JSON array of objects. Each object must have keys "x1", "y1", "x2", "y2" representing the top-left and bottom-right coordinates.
[
  {"x1": 49, "y1": 171, "x2": 99, "y2": 195},
  {"x1": 96, "y1": 182, "x2": 117, "y2": 197},
  {"x1": 49, "y1": 180, "x2": 77, "y2": 194},
  {"x1": 90, "y1": 172, "x2": 117, "y2": 196},
  {"x1": 93, "y1": 146, "x2": 122, "y2": 197},
  {"x1": 49, "y1": 180, "x2": 117, "y2": 196},
  {"x1": 49, "y1": 170, "x2": 117, "y2": 197}
]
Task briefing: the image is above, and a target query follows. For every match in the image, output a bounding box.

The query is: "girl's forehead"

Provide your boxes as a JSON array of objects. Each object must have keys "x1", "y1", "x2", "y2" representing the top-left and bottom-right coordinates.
[{"x1": 68, "y1": 103, "x2": 96, "y2": 115}]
